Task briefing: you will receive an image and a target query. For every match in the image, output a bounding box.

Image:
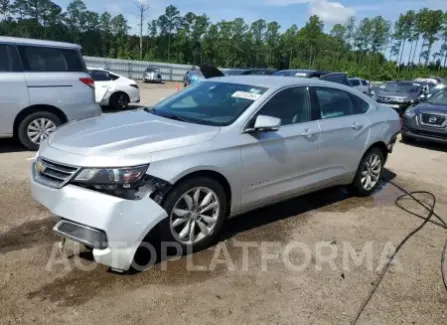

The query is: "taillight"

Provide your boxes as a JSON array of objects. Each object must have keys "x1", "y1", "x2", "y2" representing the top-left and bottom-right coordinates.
[{"x1": 80, "y1": 77, "x2": 95, "y2": 89}]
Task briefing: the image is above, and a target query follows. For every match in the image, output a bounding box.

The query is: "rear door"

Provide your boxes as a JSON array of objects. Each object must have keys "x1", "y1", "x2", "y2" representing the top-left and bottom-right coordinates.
[
  {"x1": 89, "y1": 69, "x2": 113, "y2": 103},
  {"x1": 310, "y1": 86, "x2": 371, "y2": 184},
  {"x1": 17, "y1": 45, "x2": 95, "y2": 109},
  {"x1": 0, "y1": 44, "x2": 29, "y2": 136}
]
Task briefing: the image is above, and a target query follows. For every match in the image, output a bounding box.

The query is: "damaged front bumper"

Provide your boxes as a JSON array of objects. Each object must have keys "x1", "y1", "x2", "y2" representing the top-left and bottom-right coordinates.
[{"x1": 31, "y1": 171, "x2": 168, "y2": 272}]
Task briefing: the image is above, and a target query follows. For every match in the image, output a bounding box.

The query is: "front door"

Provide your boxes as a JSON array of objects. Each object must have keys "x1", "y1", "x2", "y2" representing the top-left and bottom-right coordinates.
[{"x1": 239, "y1": 86, "x2": 321, "y2": 211}]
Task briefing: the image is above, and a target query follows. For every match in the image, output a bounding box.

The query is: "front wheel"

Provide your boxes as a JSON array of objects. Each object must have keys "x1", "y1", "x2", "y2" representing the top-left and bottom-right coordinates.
[
  {"x1": 158, "y1": 177, "x2": 228, "y2": 252},
  {"x1": 350, "y1": 147, "x2": 384, "y2": 196}
]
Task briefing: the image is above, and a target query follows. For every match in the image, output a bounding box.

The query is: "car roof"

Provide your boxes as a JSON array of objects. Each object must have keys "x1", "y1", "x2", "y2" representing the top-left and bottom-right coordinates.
[
  {"x1": 207, "y1": 75, "x2": 352, "y2": 90},
  {"x1": 0, "y1": 36, "x2": 81, "y2": 49}
]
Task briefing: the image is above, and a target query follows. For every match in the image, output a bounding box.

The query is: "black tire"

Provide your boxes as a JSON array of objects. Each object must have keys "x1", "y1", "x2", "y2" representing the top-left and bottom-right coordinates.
[
  {"x1": 401, "y1": 133, "x2": 412, "y2": 143},
  {"x1": 17, "y1": 111, "x2": 61, "y2": 151},
  {"x1": 157, "y1": 176, "x2": 228, "y2": 253},
  {"x1": 110, "y1": 92, "x2": 129, "y2": 110},
  {"x1": 350, "y1": 147, "x2": 384, "y2": 197}
]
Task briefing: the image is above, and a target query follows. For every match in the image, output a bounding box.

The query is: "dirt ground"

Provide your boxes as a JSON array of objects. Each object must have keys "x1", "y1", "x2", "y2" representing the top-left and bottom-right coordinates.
[{"x1": 1, "y1": 83, "x2": 447, "y2": 324}]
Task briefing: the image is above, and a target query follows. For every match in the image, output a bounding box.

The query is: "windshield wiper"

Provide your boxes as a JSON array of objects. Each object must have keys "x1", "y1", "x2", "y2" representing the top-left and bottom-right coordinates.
[
  {"x1": 144, "y1": 106, "x2": 189, "y2": 122},
  {"x1": 144, "y1": 106, "x2": 155, "y2": 113},
  {"x1": 161, "y1": 113, "x2": 189, "y2": 122}
]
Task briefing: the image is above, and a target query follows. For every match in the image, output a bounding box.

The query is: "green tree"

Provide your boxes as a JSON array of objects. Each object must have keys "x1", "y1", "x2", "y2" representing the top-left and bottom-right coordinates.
[
  {"x1": 265, "y1": 21, "x2": 281, "y2": 67},
  {"x1": 157, "y1": 5, "x2": 181, "y2": 61}
]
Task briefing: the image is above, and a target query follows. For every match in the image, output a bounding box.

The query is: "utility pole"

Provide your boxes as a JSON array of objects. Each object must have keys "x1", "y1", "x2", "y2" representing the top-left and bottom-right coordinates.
[
  {"x1": 133, "y1": 0, "x2": 150, "y2": 60},
  {"x1": 289, "y1": 48, "x2": 293, "y2": 68}
]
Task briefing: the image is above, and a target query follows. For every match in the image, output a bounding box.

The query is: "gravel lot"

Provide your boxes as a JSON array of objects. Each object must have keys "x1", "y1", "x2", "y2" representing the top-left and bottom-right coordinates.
[{"x1": 1, "y1": 82, "x2": 447, "y2": 325}]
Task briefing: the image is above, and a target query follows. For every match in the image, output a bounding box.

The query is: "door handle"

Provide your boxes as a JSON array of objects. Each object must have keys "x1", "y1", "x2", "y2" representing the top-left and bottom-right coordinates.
[
  {"x1": 351, "y1": 122, "x2": 363, "y2": 130},
  {"x1": 301, "y1": 128, "x2": 316, "y2": 138}
]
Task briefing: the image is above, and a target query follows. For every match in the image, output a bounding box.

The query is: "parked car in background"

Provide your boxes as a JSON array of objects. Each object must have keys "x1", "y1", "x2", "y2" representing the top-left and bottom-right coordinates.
[
  {"x1": 274, "y1": 69, "x2": 351, "y2": 86},
  {"x1": 87, "y1": 67, "x2": 140, "y2": 110},
  {"x1": 224, "y1": 68, "x2": 248, "y2": 76},
  {"x1": 183, "y1": 68, "x2": 205, "y2": 87},
  {"x1": 349, "y1": 77, "x2": 371, "y2": 95},
  {"x1": 0, "y1": 36, "x2": 101, "y2": 150},
  {"x1": 31, "y1": 75, "x2": 400, "y2": 272},
  {"x1": 401, "y1": 87, "x2": 447, "y2": 144},
  {"x1": 371, "y1": 81, "x2": 426, "y2": 115},
  {"x1": 241, "y1": 69, "x2": 277, "y2": 75},
  {"x1": 143, "y1": 67, "x2": 163, "y2": 83},
  {"x1": 273, "y1": 69, "x2": 329, "y2": 78},
  {"x1": 427, "y1": 83, "x2": 446, "y2": 99}
]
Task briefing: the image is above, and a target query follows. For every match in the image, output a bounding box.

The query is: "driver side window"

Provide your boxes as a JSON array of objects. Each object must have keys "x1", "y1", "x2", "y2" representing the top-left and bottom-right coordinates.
[{"x1": 251, "y1": 86, "x2": 310, "y2": 127}]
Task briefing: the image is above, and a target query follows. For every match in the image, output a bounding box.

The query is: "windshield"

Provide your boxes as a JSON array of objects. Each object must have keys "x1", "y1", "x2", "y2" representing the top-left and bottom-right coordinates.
[
  {"x1": 426, "y1": 89, "x2": 447, "y2": 105},
  {"x1": 148, "y1": 81, "x2": 268, "y2": 126},
  {"x1": 384, "y1": 82, "x2": 421, "y2": 93}
]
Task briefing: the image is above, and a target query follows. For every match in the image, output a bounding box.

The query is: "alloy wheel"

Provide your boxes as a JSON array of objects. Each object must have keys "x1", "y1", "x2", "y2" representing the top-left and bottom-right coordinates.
[
  {"x1": 27, "y1": 118, "x2": 57, "y2": 144},
  {"x1": 361, "y1": 153, "x2": 382, "y2": 191},
  {"x1": 170, "y1": 187, "x2": 220, "y2": 245}
]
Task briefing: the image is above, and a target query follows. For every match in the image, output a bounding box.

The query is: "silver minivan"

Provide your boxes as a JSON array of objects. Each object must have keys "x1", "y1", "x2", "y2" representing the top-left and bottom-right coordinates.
[{"x1": 0, "y1": 36, "x2": 101, "y2": 150}]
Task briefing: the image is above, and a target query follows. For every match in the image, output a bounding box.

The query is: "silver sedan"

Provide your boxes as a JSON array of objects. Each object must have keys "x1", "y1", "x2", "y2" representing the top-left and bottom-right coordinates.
[{"x1": 30, "y1": 76, "x2": 401, "y2": 272}]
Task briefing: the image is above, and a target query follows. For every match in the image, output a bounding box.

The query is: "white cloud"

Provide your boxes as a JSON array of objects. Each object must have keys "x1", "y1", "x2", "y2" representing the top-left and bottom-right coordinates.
[
  {"x1": 308, "y1": 0, "x2": 355, "y2": 24},
  {"x1": 105, "y1": 3, "x2": 123, "y2": 14},
  {"x1": 263, "y1": 0, "x2": 309, "y2": 6}
]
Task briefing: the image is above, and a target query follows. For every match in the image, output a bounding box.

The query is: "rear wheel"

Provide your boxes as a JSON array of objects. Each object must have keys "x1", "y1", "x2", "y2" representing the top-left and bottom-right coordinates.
[
  {"x1": 17, "y1": 111, "x2": 61, "y2": 151},
  {"x1": 110, "y1": 92, "x2": 129, "y2": 110},
  {"x1": 350, "y1": 147, "x2": 384, "y2": 196}
]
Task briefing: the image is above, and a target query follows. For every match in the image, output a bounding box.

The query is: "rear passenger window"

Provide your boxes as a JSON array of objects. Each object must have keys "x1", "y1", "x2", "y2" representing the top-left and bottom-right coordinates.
[
  {"x1": 0, "y1": 44, "x2": 22, "y2": 72},
  {"x1": 314, "y1": 87, "x2": 353, "y2": 119},
  {"x1": 89, "y1": 70, "x2": 111, "y2": 81},
  {"x1": 17, "y1": 46, "x2": 85, "y2": 72},
  {"x1": 0, "y1": 45, "x2": 10, "y2": 71},
  {"x1": 350, "y1": 93, "x2": 370, "y2": 114}
]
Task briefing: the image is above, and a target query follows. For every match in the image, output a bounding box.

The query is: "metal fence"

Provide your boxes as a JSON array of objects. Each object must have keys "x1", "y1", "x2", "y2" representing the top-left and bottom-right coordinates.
[{"x1": 83, "y1": 56, "x2": 195, "y2": 82}]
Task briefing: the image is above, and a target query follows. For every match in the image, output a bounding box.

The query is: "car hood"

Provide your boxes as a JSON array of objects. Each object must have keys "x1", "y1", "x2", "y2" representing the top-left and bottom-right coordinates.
[
  {"x1": 48, "y1": 110, "x2": 220, "y2": 157},
  {"x1": 413, "y1": 102, "x2": 447, "y2": 114}
]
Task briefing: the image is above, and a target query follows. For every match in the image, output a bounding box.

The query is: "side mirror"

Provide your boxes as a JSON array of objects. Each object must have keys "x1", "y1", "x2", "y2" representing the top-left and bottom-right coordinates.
[{"x1": 246, "y1": 115, "x2": 281, "y2": 133}]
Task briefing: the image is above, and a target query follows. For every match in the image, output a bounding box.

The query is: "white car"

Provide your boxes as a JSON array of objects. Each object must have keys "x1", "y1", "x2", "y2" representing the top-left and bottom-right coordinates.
[
  {"x1": 349, "y1": 77, "x2": 370, "y2": 95},
  {"x1": 87, "y1": 68, "x2": 140, "y2": 110}
]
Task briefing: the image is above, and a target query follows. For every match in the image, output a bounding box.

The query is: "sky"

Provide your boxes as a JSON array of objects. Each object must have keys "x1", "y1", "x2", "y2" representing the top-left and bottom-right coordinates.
[
  {"x1": 55, "y1": 0, "x2": 447, "y2": 60},
  {"x1": 54, "y1": 0, "x2": 447, "y2": 33}
]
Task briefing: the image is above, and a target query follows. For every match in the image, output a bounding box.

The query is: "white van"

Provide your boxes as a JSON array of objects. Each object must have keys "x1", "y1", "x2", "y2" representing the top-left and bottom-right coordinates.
[{"x1": 0, "y1": 36, "x2": 101, "y2": 150}]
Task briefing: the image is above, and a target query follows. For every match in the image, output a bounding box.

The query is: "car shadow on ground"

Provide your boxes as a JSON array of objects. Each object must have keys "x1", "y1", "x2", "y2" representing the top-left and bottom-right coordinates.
[
  {"x1": 401, "y1": 138, "x2": 447, "y2": 153},
  {"x1": 131, "y1": 169, "x2": 398, "y2": 273},
  {"x1": 0, "y1": 138, "x2": 30, "y2": 154}
]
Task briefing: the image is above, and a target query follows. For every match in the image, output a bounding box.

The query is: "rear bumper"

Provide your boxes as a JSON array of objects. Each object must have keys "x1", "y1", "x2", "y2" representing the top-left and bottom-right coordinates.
[{"x1": 30, "y1": 168, "x2": 168, "y2": 271}]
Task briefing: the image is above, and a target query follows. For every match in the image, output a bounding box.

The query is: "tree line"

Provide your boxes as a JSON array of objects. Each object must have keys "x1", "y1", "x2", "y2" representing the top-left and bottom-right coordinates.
[{"x1": 1, "y1": 0, "x2": 447, "y2": 81}]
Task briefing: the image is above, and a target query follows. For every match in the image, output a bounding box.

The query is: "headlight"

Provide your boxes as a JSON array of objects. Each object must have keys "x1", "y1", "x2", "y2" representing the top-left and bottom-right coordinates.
[
  {"x1": 74, "y1": 165, "x2": 149, "y2": 188},
  {"x1": 404, "y1": 108, "x2": 416, "y2": 118}
]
